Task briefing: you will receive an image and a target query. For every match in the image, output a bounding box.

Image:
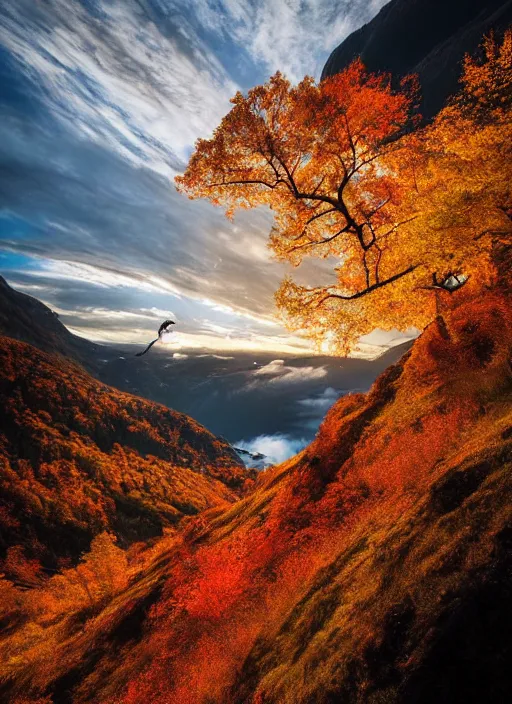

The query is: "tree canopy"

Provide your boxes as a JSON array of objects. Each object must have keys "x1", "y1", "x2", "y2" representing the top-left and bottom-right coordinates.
[{"x1": 176, "y1": 31, "x2": 512, "y2": 354}]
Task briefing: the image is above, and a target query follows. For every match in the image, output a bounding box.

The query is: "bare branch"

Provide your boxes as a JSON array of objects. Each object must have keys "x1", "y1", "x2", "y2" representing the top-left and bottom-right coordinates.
[
  {"x1": 374, "y1": 242, "x2": 383, "y2": 284},
  {"x1": 287, "y1": 224, "x2": 351, "y2": 253},
  {"x1": 311, "y1": 175, "x2": 327, "y2": 195},
  {"x1": 310, "y1": 264, "x2": 419, "y2": 308},
  {"x1": 287, "y1": 207, "x2": 339, "y2": 242},
  {"x1": 306, "y1": 207, "x2": 337, "y2": 225}
]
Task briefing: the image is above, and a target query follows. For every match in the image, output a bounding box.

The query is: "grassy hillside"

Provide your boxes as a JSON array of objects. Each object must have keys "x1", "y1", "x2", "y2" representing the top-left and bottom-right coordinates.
[
  {"x1": 0, "y1": 286, "x2": 510, "y2": 703},
  {"x1": 0, "y1": 336, "x2": 250, "y2": 579}
]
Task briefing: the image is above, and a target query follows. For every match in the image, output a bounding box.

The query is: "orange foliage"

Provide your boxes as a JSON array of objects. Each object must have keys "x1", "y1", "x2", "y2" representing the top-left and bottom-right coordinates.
[
  {"x1": 176, "y1": 32, "x2": 511, "y2": 353},
  {"x1": 173, "y1": 539, "x2": 251, "y2": 620},
  {"x1": 0, "y1": 283, "x2": 510, "y2": 703},
  {"x1": 0, "y1": 27, "x2": 511, "y2": 704},
  {"x1": 114, "y1": 282, "x2": 512, "y2": 704},
  {"x1": 3, "y1": 545, "x2": 45, "y2": 589},
  {"x1": 0, "y1": 336, "x2": 249, "y2": 577}
]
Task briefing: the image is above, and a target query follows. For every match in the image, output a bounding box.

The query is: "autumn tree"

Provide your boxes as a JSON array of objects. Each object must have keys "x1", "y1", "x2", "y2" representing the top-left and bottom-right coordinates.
[
  {"x1": 37, "y1": 532, "x2": 129, "y2": 613},
  {"x1": 79, "y1": 532, "x2": 128, "y2": 602},
  {"x1": 416, "y1": 30, "x2": 512, "y2": 284},
  {"x1": 176, "y1": 37, "x2": 511, "y2": 353}
]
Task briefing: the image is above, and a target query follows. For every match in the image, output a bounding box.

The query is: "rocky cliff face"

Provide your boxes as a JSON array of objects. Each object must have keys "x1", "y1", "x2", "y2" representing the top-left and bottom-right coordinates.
[{"x1": 322, "y1": 0, "x2": 512, "y2": 119}]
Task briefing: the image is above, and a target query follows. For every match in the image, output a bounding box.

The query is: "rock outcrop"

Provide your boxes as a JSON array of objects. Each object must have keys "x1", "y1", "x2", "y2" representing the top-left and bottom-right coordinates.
[{"x1": 322, "y1": 0, "x2": 512, "y2": 119}]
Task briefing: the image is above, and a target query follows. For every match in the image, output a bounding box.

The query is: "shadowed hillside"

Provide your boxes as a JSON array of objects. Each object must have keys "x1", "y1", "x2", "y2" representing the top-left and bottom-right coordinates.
[
  {"x1": 0, "y1": 276, "x2": 102, "y2": 373},
  {"x1": 322, "y1": 0, "x2": 512, "y2": 119},
  {"x1": 0, "y1": 336, "x2": 250, "y2": 580},
  {"x1": 1, "y1": 284, "x2": 510, "y2": 703}
]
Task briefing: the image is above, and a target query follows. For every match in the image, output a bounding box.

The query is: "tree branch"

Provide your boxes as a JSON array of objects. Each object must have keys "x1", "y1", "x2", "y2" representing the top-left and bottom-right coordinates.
[
  {"x1": 311, "y1": 264, "x2": 419, "y2": 308},
  {"x1": 376, "y1": 216, "x2": 419, "y2": 242},
  {"x1": 209, "y1": 178, "x2": 285, "y2": 189},
  {"x1": 287, "y1": 224, "x2": 351, "y2": 252},
  {"x1": 362, "y1": 197, "x2": 391, "y2": 222},
  {"x1": 473, "y1": 228, "x2": 511, "y2": 241},
  {"x1": 306, "y1": 207, "x2": 337, "y2": 224}
]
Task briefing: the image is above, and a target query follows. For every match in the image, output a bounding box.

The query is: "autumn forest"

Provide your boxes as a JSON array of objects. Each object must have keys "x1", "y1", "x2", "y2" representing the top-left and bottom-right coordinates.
[{"x1": 0, "y1": 14, "x2": 511, "y2": 704}]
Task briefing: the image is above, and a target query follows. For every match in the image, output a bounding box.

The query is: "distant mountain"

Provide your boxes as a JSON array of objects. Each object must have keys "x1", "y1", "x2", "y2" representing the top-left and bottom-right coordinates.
[
  {"x1": 0, "y1": 336, "x2": 248, "y2": 575},
  {"x1": 322, "y1": 0, "x2": 512, "y2": 119},
  {"x1": 100, "y1": 342, "x2": 413, "y2": 449},
  {"x1": 0, "y1": 275, "x2": 412, "y2": 452},
  {"x1": 0, "y1": 274, "x2": 102, "y2": 372},
  {"x1": 234, "y1": 446, "x2": 269, "y2": 470}
]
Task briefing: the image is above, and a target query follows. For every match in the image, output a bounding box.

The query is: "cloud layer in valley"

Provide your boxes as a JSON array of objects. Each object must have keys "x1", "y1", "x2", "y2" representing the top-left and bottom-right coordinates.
[{"x1": 235, "y1": 434, "x2": 308, "y2": 466}]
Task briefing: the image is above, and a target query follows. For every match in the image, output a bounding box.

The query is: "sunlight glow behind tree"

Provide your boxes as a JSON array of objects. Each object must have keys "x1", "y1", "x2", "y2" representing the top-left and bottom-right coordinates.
[{"x1": 176, "y1": 32, "x2": 512, "y2": 354}]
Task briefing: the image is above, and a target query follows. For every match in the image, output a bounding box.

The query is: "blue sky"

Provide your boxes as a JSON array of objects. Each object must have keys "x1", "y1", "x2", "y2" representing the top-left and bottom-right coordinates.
[{"x1": 0, "y1": 0, "x2": 395, "y2": 355}]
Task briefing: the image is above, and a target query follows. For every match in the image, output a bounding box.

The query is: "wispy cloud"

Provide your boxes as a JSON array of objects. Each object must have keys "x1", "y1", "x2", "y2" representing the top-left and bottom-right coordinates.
[
  {"x1": 0, "y1": 0, "x2": 238, "y2": 174},
  {"x1": 5, "y1": 265, "x2": 314, "y2": 352},
  {"x1": 253, "y1": 359, "x2": 327, "y2": 383},
  {"x1": 0, "y1": 0, "x2": 394, "y2": 354},
  {"x1": 188, "y1": 0, "x2": 389, "y2": 82}
]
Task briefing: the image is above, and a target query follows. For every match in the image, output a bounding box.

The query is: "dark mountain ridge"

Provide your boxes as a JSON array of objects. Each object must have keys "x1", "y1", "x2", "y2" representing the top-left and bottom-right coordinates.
[
  {"x1": 0, "y1": 274, "x2": 102, "y2": 373},
  {"x1": 322, "y1": 0, "x2": 512, "y2": 119}
]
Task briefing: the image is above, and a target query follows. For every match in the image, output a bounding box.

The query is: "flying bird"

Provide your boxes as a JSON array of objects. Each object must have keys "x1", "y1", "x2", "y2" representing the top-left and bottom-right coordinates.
[{"x1": 136, "y1": 320, "x2": 175, "y2": 357}]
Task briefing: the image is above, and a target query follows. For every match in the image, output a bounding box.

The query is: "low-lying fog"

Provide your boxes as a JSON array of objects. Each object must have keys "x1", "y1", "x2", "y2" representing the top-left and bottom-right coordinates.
[{"x1": 98, "y1": 344, "x2": 410, "y2": 466}]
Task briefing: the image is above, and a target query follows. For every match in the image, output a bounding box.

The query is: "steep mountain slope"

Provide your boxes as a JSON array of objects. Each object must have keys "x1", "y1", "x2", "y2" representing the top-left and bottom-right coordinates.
[
  {"x1": 0, "y1": 336, "x2": 248, "y2": 577},
  {"x1": 1, "y1": 284, "x2": 510, "y2": 703},
  {"x1": 322, "y1": 0, "x2": 512, "y2": 119},
  {"x1": 0, "y1": 275, "x2": 103, "y2": 372}
]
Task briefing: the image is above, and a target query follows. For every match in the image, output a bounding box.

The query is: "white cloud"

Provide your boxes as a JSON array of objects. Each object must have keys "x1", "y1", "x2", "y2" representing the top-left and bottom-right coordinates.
[
  {"x1": 0, "y1": 0, "x2": 238, "y2": 175},
  {"x1": 157, "y1": 332, "x2": 313, "y2": 354},
  {"x1": 298, "y1": 386, "x2": 339, "y2": 409},
  {"x1": 26, "y1": 259, "x2": 280, "y2": 328},
  {"x1": 253, "y1": 359, "x2": 327, "y2": 383},
  {"x1": 296, "y1": 386, "x2": 341, "y2": 430},
  {"x1": 35, "y1": 259, "x2": 182, "y2": 295},
  {"x1": 197, "y1": 354, "x2": 235, "y2": 360},
  {"x1": 235, "y1": 433, "x2": 307, "y2": 465},
  {"x1": 188, "y1": 0, "x2": 389, "y2": 82},
  {"x1": 139, "y1": 307, "x2": 178, "y2": 320},
  {"x1": 253, "y1": 359, "x2": 286, "y2": 374},
  {"x1": 357, "y1": 328, "x2": 419, "y2": 358}
]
